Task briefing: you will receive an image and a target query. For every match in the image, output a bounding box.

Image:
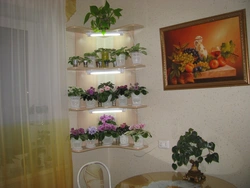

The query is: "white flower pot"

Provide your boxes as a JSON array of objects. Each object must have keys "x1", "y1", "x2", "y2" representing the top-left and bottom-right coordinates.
[
  {"x1": 120, "y1": 134, "x2": 129, "y2": 146},
  {"x1": 71, "y1": 138, "x2": 83, "y2": 151},
  {"x1": 116, "y1": 54, "x2": 126, "y2": 66},
  {"x1": 102, "y1": 136, "x2": 114, "y2": 146},
  {"x1": 131, "y1": 93, "x2": 142, "y2": 106},
  {"x1": 102, "y1": 95, "x2": 112, "y2": 107},
  {"x1": 131, "y1": 52, "x2": 142, "y2": 64},
  {"x1": 85, "y1": 100, "x2": 95, "y2": 108},
  {"x1": 86, "y1": 139, "x2": 96, "y2": 149},
  {"x1": 133, "y1": 135, "x2": 144, "y2": 149},
  {"x1": 118, "y1": 95, "x2": 128, "y2": 106},
  {"x1": 70, "y1": 96, "x2": 81, "y2": 109},
  {"x1": 87, "y1": 56, "x2": 96, "y2": 68}
]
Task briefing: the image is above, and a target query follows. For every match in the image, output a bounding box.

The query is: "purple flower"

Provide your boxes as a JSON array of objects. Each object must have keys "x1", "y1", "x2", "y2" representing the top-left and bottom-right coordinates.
[
  {"x1": 87, "y1": 87, "x2": 95, "y2": 95},
  {"x1": 87, "y1": 126, "x2": 97, "y2": 135},
  {"x1": 98, "y1": 123, "x2": 117, "y2": 132},
  {"x1": 70, "y1": 128, "x2": 85, "y2": 136},
  {"x1": 99, "y1": 114, "x2": 115, "y2": 122}
]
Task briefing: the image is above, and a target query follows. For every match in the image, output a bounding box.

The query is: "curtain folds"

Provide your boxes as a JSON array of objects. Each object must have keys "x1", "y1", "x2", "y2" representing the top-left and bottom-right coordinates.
[{"x1": 0, "y1": 0, "x2": 73, "y2": 187}]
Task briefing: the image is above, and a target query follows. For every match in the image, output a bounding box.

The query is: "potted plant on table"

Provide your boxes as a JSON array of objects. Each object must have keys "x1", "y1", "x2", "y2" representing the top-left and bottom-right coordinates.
[
  {"x1": 97, "y1": 114, "x2": 119, "y2": 146},
  {"x1": 95, "y1": 48, "x2": 116, "y2": 67},
  {"x1": 70, "y1": 128, "x2": 86, "y2": 150},
  {"x1": 97, "y1": 81, "x2": 116, "y2": 107},
  {"x1": 171, "y1": 128, "x2": 219, "y2": 183},
  {"x1": 128, "y1": 82, "x2": 148, "y2": 106},
  {"x1": 68, "y1": 56, "x2": 84, "y2": 67},
  {"x1": 127, "y1": 43, "x2": 147, "y2": 64},
  {"x1": 68, "y1": 86, "x2": 84, "y2": 109},
  {"x1": 125, "y1": 123, "x2": 152, "y2": 149},
  {"x1": 83, "y1": 0, "x2": 123, "y2": 35},
  {"x1": 82, "y1": 87, "x2": 98, "y2": 108}
]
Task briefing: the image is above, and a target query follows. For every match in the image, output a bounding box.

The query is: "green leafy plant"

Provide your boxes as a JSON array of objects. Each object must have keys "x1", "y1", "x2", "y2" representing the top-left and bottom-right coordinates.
[
  {"x1": 81, "y1": 87, "x2": 98, "y2": 101},
  {"x1": 172, "y1": 128, "x2": 219, "y2": 170},
  {"x1": 68, "y1": 86, "x2": 84, "y2": 97},
  {"x1": 83, "y1": 1, "x2": 122, "y2": 34},
  {"x1": 84, "y1": 51, "x2": 99, "y2": 58},
  {"x1": 68, "y1": 56, "x2": 84, "y2": 66},
  {"x1": 110, "y1": 46, "x2": 130, "y2": 59},
  {"x1": 127, "y1": 43, "x2": 147, "y2": 55},
  {"x1": 115, "y1": 85, "x2": 130, "y2": 98}
]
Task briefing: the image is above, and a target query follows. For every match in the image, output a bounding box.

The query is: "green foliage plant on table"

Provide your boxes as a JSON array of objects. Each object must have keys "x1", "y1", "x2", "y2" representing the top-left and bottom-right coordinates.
[
  {"x1": 68, "y1": 86, "x2": 84, "y2": 97},
  {"x1": 171, "y1": 128, "x2": 219, "y2": 171},
  {"x1": 127, "y1": 43, "x2": 147, "y2": 55},
  {"x1": 83, "y1": 0, "x2": 123, "y2": 35}
]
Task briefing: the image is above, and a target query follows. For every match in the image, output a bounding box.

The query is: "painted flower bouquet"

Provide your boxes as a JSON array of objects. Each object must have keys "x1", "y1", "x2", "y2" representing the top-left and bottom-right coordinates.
[
  {"x1": 97, "y1": 81, "x2": 116, "y2": 103},
  {"x1": 70, "y1": 128, "x2": 86, "y2": 141},
  {"x1": 97, "y1": 114, "x2": 119, "y2": 141},
  {"x1": 116, "y1": 123, "x2": 130, "y2": 136},
  {"x1": 82, "y1": 87, "x2": 98, "y2": 101},
  {"x1": 128, "y1": 82, "x2": 148, "y2": 96},
  {"x1": 125, "y1": 123, "x2": 152, "y2": 142}
]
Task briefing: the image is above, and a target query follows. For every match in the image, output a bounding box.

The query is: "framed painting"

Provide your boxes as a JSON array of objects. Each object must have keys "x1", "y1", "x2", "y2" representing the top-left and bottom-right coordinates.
[{"x1": 160, "y1": 9, "x2": 249, "y2": 90}]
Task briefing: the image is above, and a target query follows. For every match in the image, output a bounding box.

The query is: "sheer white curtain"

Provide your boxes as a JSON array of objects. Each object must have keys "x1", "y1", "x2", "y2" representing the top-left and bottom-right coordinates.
[{"x1": 0, "y1": 0, "x2": 73, "y2": 188}]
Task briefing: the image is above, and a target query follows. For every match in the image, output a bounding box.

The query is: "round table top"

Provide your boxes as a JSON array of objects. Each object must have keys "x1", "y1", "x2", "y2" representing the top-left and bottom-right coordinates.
[{"x1": 115, "y1": 171, "x2": 236, "y2": 188}]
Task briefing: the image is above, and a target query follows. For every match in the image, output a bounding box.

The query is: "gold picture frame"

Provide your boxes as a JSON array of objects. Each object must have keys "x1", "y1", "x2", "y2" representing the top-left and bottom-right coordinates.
[{"x1": 160, "y1": 9, "x2": 249, "y2": 90}]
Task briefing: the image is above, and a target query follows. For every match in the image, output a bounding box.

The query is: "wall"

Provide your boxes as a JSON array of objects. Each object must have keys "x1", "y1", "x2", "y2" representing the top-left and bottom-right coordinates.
[{"x1": 66, "y1": 0, "x2": 250, "y2": 187}]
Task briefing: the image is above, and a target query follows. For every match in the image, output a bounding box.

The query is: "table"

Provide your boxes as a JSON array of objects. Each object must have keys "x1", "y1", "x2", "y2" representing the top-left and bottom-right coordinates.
[{"x1": 115, "y1": 171, "x2": 236, "y2": 188}]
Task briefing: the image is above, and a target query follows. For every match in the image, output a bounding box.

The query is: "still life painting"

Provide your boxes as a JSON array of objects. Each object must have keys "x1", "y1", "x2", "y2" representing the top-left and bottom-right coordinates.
[{"x1": 160, "y1": 9, "x2": 249, "y2": 90}]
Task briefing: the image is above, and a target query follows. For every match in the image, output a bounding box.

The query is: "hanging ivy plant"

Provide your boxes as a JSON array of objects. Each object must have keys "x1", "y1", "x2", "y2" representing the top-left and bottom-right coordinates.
[{"x1": 83, "y1": 1, "x2": 122, "y2": 34}]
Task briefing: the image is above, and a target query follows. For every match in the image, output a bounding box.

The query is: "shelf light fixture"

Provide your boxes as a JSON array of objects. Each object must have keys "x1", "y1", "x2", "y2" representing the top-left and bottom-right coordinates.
[
  {"x1": 89, "y1": 108, "x2": 125, "y2": 114},
  {"x1": 87, "y1": 32, "x2": 123, "y2": 37},
  {"x1": 87, "y1": 68, "x2": 124, "y2": 75}
]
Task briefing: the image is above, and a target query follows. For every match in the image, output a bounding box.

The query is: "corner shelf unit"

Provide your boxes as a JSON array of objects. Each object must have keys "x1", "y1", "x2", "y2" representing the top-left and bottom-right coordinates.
[{"x1": 67, "y1": 24, "x2": 147, "y2": 152}]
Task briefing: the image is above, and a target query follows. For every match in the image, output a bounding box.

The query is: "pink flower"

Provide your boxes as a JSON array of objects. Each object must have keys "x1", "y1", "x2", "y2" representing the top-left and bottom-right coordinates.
[
  {"x1": 104, "y1": 86, "x2": 111, "y2": 91},
  {"x1": 99, "y1": 88, "x2": 104, "y2": 93}
]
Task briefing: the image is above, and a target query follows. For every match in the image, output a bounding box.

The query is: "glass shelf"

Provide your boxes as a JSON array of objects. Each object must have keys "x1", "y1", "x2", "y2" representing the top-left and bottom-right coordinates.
[
  {"x1": 67, "y1": 64, "x2": 146, "y2": 71},
  {"x1": 69, "y1": 105, "x2": 147, "y2": 112},
  {"x1": 72, "y1": 143, "x2": 148, "y2": 153},
  {"x1": 66, "y1": 24, "x2": 144, "y2": 34}
]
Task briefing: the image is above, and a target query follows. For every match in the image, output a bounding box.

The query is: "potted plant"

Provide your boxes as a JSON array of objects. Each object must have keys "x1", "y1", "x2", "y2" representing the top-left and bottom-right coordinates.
[
  {"x1": 68, "y1": 56, "x2": 84, "y2": 67},
  {"x1": 84, "y1": 51, "x2": 100, "y2": 68},
  {"x1": 97, "y1": 81, "x2": 116, "y2": 107},
  {"x1": 128, "y1": 82, "x2": 148, "y2": 106},
  {"x1": 125, "y1": 123, "x2": 152, "y2": 149},
  {"x1": 70, "y1": 128, "x2": 85, "y2": 150},
  {"x1": 115, "y1": 85, "x2": 130, "y2": 106},
  {"x1": 116, "y1": 123, "x2": 130, "y2": 146},
  {"x1": 85, "y1": 126, "x2": 98, "y2": 149},
  {"x1": 82, "y1": 87, "x2": 98, "y2": 108},
  {"x1": 95, "y1": 48, "x2": 115, "y2": 67},
  {"x1": 127, "y1": 43, "x2": 147, "y2": 64},
  {"x1": 97, "y1": 114, "x2": 119, "y2": 146},
  {"x1": 172, "y1": 128, "x2": 219, "y2": 182},
  {"x1": 110, "y1": 46, "x2": 130, "y2": 66},
  {"x1": 68, "y1": 86, "x2": 84, "y2": 109},
  {"x1": 83, "y1": 0, "x2": 123, "y2": 34}
]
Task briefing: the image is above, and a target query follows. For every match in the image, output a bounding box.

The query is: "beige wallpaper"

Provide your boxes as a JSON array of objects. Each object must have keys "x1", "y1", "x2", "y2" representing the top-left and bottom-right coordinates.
[{"x1": 67, "y1": 0, "x2": 250, "y2": 187}]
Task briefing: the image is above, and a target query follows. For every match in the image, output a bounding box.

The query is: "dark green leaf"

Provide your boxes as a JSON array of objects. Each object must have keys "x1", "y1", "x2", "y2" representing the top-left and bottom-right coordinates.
[
  {"x1": 90, "y1": 6, "x2": 99, "y2": 15},
  {"x1": 84, "y1": 13, "x2": 91, "y2": 24},
  {"x1": 172, "y1": 163, "x2": 177, "y2": 170},
  {"x1": 212, "y1": 153, "x2": 219, "y2": 162},
  {"x1": 207, "y1": 142, "x2": 215, "y2": 151}
]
